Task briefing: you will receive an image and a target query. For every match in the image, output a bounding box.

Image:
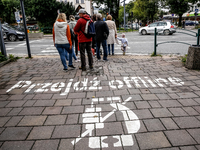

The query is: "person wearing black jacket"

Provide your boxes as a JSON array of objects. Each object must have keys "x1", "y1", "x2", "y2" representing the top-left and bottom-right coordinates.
[{"x1": 94, "y1": 13, "x2": 109, "y2": 61}]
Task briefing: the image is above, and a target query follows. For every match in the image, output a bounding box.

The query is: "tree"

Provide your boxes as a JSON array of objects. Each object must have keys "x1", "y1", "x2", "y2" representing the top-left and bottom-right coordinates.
[
  {"x1": 118, "y1": 1, "x2": 135, "y2": 25},
  {"x1": 92, "y1": 0, "x2": 120, "y2": 27},
  {"x1": 132, "y1": 0, "x2": 159, "y2": 25},
  {"x1": 1, "y1": 0, "x2": 20, "y2": 23},
  {"x1": 162, "y1": 0, "x2": 199, "y2": 26},
  {"x1": 24, "y1": 0, "x2": 75, "y2": 27}
]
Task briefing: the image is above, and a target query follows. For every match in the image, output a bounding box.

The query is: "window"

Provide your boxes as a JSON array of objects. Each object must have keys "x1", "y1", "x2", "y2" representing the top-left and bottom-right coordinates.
[
  {"x1": 158, "y1": 22, "x2": 167, "y2": 26},
  {"x1": 76, "y1": 0, "x2": 79, "y2": 3},
  {"x1": 149, "y1": 23, "x2": 157, "y2": 27},
  {"x1": 81, "y1": 0, "x2": 84, "y2": 3}
]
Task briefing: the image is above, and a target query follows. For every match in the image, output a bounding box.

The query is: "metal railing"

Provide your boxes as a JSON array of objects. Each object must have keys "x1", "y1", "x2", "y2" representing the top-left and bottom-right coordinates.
[{"x1": 154, "y1": 28, "x2": 200, "y2": 55}]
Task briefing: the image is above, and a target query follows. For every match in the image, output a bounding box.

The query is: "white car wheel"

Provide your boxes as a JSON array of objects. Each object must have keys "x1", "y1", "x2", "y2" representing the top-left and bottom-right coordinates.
[
  {"x1": 141, "y1": 29, "x2": 147, "y2": 35},
  {"x1": 163, "y1": 30, "x2": 170, "y2": 35}
]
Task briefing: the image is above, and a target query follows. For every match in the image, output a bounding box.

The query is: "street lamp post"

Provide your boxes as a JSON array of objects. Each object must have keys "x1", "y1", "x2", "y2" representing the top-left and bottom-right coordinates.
[
  {"x1": 121, "y1": 0, "x2": 126, "y2": 31},
  {"x1": 20, "y1": 0, "x2": 31, "y2": 58}
]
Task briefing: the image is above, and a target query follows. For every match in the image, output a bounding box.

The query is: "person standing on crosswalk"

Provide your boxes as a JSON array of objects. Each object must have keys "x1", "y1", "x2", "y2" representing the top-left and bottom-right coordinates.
[{"x1": 53, "y1": 13, "x2": 76, "y2": 71}]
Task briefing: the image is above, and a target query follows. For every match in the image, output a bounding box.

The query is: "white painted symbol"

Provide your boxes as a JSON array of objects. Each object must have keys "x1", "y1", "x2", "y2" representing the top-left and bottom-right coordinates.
[
  {"x1": 71, "y1": 96, "x2": 140, "y2": 148},
  {"x1": 6, "y1": 77, "x2": 184, "y2": 94}
]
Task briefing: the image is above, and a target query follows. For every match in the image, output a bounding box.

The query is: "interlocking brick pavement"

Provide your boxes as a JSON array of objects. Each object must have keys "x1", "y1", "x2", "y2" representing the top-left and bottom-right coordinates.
[{"x1": 0, "y1": 55, "x2": 200, "y2": 149}]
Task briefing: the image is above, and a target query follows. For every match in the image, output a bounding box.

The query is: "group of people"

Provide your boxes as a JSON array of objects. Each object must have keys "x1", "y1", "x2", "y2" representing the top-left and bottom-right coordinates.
[{"x1": 53, "y1": 9, "x2": 128, "y2": 72}]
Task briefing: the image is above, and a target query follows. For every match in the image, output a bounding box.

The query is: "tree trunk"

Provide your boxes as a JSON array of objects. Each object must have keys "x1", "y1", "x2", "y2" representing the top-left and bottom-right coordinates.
[{"x1": 178, "y1": 14, "x2": 182, "y2": 27}]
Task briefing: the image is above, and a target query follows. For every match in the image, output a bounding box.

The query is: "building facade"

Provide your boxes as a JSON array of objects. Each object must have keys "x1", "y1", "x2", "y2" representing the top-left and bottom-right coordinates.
[{"x1": 56, "y1": 0, "x2": 93, "y2": 15}]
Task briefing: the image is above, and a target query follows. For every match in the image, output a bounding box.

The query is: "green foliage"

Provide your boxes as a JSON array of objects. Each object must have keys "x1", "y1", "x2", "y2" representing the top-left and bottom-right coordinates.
[
  {"x1": 118, "y1": 6, "x2": 124, "y2": 24},
  {"x1": 151, "y1": 52, "x2": 162, "y2": 57},
  {"x1": 0, "y1": 52, "x2": 8, "y2": 62},
  {"x1": 132, "y1": 0, "x2": 159, "y2": 24},
  {"x1": 8, "y1": 54, "x2": 21, "y2": 62},
  {"x1": 181, "y1": 54, "x2": 187, "y2": 64},
  {"x1": 1, "y1": 0, "x2": 75, "y2": 26},
  {"x1": 25, "y1": 56, "x2": 33, "y2": 59},
  {"x1": 0, "y1": 0, "x2": 20, "y2": 23},
  {"x1": 25, "y1": 0, "x2": 75, "y2": 27},
  {"x1": 92, "y1": 0, "x2": 120, "y2": 27},
  {"x1": 161, "y1": 0, "x2": 199, "y2": 26},
  {"x1": 118, "y1": 1, "x2": 135, "y2": 24}
]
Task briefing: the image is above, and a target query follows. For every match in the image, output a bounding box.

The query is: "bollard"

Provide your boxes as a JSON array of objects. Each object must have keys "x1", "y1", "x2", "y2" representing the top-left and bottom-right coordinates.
[
  {"x1": 0, "y1": 21, "x2": 7, "y2": 57},
  {"x1": 197, "y1": 28, "x2": 200, "y2": 46},
  {"x1": 154, "y1": 28, "x2": 157, "y2": 55}
]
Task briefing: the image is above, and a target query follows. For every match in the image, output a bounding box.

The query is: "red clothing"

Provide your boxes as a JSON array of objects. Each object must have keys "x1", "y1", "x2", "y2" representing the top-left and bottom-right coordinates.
[{"x1": 74, "y1": 14, "x2": 92, "y2": 43}]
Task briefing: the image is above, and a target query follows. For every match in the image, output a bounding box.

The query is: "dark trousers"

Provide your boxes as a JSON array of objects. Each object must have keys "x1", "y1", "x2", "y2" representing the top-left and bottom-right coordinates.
[
  {"x1": 96, "y1": 40, "x2": 108, "y2": 60},
  {"x1": 79, "y1": 42, "x2": 93, "y2": 68},
  {"x1": 75, "y1": 35, "x2": 78, "y2": 55}
]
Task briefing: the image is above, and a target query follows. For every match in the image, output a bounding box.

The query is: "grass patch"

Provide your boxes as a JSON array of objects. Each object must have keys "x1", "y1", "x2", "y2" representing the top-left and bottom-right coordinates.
[
  {"x1": 180, "y1": 54, "x2": 187, "y2": 64},
  {"x1": 0, "y1": 53, "x2": 22, "y2": 63},
  {"x1": 25, "y1": 56, "x2": 33, "y2": 59},
  {"x1": 8, "y1": 54, "x2": 22, "y2": 62},
  {"x1": 117, "y1": 28, "x2": 138, "y2": 33},
  {"x1": 0, "y1": 52, "x2": 8, "y2": 62},
  {"x1": 151, "y1": 52, "x2": 162, "y2": 57}
]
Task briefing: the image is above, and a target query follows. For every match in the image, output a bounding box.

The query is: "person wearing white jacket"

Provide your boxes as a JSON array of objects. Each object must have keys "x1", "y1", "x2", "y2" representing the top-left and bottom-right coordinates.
[{"x1": 53, "y1": 13, "x2": 75, "y2": 71}]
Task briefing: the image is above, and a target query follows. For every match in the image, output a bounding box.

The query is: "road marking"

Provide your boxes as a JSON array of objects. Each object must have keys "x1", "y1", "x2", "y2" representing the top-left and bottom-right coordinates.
[
  {"x1": 6, "y1": 48, "x2": 14, "y2": 50},
  {"x1": 41, "y1": 50, "x2": 57, "y2": 53}
]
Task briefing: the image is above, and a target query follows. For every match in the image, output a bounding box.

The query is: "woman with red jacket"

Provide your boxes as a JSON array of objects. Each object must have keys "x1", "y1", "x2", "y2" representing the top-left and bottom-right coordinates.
[{"x1": 53, "y1": 13, "x2": 75, "y2": 72}]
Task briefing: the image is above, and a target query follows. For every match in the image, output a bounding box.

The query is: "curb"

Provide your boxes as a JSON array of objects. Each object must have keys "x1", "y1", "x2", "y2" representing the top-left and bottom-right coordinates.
[{"x1": 0, "y1": 59, "x2": 11, "y2": 68}]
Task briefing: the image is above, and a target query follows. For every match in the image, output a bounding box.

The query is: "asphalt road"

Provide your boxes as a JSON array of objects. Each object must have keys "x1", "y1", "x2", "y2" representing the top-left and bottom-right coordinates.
[{"x1": 3, "y1": 30, "x2": 197, "y2": 56}]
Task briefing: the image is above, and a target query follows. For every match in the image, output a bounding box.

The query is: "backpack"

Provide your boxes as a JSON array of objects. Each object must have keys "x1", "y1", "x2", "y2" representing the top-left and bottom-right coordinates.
[{"x1": 82, "y1": 18, "x2": 96, "y2": 38}]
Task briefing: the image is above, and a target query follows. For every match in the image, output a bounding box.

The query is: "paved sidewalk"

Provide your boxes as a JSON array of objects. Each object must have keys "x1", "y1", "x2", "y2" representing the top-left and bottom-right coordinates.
[{"x1": 0, "y1": 55, "x2": 200, "y2": 150}]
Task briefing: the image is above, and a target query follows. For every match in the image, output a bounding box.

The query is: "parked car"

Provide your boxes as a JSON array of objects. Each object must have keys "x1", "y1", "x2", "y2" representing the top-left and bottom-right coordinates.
[
  {"x1": 121, "y1": 24, "x2": 130, "y2": 29},
  {"x1": 27, "y1": 24, "x2": 39, "y2": 31},
  {"x1": 13, "y1": 25, "x2": 25, "y2": 32},
  {"x1": 139, "y1": 21, "x2": 176, "y2": 35},
  {"x1": 132, "y1": 23, "x2": 141, "y2": 29},
  {"x1": 192, "y1": 21, "x2": 199, "y2": 25},
  {"x1": 185, "y1": 20, "x2": 195, "y2": 26},
  {"x1": 2, "y1": 24, "x2": 25, "y2": 41}
]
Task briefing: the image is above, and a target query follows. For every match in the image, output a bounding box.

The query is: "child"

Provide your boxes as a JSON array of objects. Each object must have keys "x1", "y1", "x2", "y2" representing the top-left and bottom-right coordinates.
[{"x1": 117, "y1": 33, "x2": 128, "y2": 55}]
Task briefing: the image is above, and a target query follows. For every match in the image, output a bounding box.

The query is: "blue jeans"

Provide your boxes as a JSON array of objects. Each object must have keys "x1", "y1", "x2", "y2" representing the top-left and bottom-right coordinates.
[
  {"x1": 65, "y1": 46, "x2": 77, "y2": 61},
  {"x1": 55, "y1": 44, "x2": 72, "y2": 69},
  {"x1": 96, "y1": 40, "x2": 108, "y2": 60},
  {"x1": 108, "y1": 44, "x2": 114, "y2": 55}
]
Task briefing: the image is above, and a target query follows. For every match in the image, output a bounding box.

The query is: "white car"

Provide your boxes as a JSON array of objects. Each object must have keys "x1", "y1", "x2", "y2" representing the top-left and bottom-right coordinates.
[{"x1": 139, "y1": 21, "x2": 176, "y2": 35}]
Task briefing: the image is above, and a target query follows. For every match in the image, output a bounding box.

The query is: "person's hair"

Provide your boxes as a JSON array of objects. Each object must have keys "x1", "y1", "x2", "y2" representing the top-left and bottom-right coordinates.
[
  {"x1": 92, "y1": 14, "x2": 96, "y2": 22},
  {"x1": 69, "y1": 15, "x2": 75, "y2": 21},
  {"x1": 96, "y1": 13, "x2": 102, "y2": 20},
  {"x1": 106, "y1": 15, "x2": 112, "y2": 20},
  {"x1": 56, "y1": 13, "x2": 67, "y2": 22},
  {"x1": 122, "y1": 33, "x2": 125, "y2": 37}
]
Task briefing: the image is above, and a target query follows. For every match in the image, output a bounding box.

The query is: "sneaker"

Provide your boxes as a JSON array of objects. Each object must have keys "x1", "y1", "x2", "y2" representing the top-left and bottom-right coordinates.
[
  {"x1": 75, "y1": 60, "x2": 80, "y2": 62},
  {"x1": 63, "y1": 68, "x2": 68, "y2": 72},
  {"x1": 103, "y1": 59, "x2": 108, "y2": 61},
  {"x1": 68, "y1": 65, "x2": 76, "y2": 69}
]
